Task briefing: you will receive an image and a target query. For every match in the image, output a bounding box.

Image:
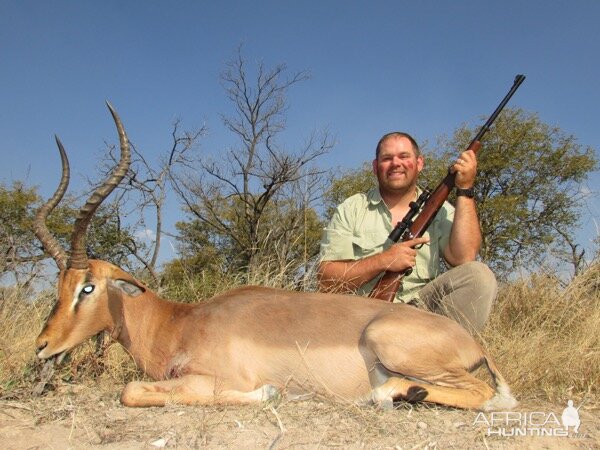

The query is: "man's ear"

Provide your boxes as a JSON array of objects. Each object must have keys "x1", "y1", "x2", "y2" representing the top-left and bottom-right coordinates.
[
  {"x1": 416, "y1": 155, "x2": 424, "y2": 173},
  {"x1": 372, "y1": 158, "x2": 378, "y2": 175},
  {"x1": 113, "y1": 279, "x2": 146, "y2": 297}
]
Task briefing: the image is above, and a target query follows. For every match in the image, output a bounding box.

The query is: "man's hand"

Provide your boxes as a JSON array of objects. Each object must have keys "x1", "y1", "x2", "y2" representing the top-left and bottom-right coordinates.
[
  {"x1": 450, "y1": 149, "x2": 477, "y2": 189},
  {"x1": 317, "y1": 236, "x2": 430, "y2": 293},
  {"x1": 381, "y1": 236, "x2": 430, "y2": 273}
]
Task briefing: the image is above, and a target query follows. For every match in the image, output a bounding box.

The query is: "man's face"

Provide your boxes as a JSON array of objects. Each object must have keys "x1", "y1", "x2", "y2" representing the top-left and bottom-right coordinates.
[{"x1": 372, "y1": 136, "x2": 424, "y2": 194}]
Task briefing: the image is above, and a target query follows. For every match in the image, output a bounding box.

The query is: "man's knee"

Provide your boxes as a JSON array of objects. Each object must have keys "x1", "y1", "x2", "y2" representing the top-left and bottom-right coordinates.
[
  {"x1": 459, "y1": 261, "x2": 498, "y2": 305},
  {"x1": 426, "y1": 261, "x2": 496, "y2": 333},
  {"x1": 451, "y1": 261, "x2": 497, "y2": 332}
]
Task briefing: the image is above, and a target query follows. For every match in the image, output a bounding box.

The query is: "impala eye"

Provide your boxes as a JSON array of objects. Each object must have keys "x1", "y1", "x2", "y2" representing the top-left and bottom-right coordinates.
[{"x1": 81, "y1": 285, "x2": 95, "y2": 295}]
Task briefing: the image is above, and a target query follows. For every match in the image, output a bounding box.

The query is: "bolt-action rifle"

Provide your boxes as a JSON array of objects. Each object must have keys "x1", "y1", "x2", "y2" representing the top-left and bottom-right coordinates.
[{"x1": 369, "y1": 74, "x2": 526, "y2": 302}]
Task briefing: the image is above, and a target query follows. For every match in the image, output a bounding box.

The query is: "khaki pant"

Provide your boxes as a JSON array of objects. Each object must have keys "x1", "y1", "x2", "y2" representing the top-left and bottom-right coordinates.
[{"x1": 416, "y1": 261, "x2": 497, "y2": 334}]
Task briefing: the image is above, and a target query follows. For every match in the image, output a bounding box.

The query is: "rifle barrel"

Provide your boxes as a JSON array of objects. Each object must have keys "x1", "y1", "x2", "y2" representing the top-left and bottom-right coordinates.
[{"x1": 470, "y1": 74, "x2": 526, "y2": 146}]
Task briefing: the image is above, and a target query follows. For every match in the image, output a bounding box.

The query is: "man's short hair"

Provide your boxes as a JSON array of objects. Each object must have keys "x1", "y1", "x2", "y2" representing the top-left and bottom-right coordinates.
[{"x1": 375, "y1": 132, "x2": 420, "y2": 159}]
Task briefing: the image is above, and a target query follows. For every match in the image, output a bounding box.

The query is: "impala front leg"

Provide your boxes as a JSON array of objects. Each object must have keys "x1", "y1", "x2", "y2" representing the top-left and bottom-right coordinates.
[{"x1": 120, "y1": 375, "x2": 279, "y2": 407}]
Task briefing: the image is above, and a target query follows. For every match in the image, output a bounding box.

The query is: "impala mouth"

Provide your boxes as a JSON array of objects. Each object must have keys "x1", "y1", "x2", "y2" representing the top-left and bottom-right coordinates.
[
  {"x1": 37, "y1": 347, "x2": 68, "y2": 364},
  {"x1": 55, "y1": 351, "x2": 68, "y2": 364}
]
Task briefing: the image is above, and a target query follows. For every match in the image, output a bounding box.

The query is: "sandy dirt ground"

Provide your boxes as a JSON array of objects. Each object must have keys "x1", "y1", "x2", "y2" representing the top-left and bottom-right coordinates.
[{"x1": 1, "y1": 383, "x2": 598, "y2": 449}]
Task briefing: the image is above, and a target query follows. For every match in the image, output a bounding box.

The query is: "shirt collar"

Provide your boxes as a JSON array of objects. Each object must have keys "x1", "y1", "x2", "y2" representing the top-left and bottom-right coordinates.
[
  {"x1": 368, "y1": 186, "x2": 423, "y2": 207},
  {"x1": 367, "y1": 188, "x2": 384, "y2": 206}
]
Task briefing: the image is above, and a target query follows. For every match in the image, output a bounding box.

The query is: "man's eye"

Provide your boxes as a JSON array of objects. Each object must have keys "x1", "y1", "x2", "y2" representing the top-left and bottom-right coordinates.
[{"x1": 81, "y1": 285, "x2": 95, "y2": 295}]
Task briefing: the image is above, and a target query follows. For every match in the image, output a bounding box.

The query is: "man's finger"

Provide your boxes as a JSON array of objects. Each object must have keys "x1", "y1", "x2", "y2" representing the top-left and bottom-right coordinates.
[{"x1": 401, "y1": 236, "x2": 430, "y2": 247}]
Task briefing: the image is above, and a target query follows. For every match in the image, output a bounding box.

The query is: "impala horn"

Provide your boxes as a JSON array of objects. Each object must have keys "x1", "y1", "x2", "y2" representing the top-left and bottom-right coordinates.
[
  {"x1": 33, "y1": 136, "x2": 70, "y2": 271},
  {"x1": 68, "y1": 102, "x2": 131, "y2": 270},
  {"x1": 33, "y1": 102, "x2": 131, "y2": 271}
]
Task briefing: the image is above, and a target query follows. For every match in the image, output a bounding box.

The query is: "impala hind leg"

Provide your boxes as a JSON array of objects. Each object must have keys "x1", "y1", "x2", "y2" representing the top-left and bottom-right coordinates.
[
  {"x1": 120, "y1": 375, "x2": 279, "y2": 407},
  {"x1": 370, "y1": 371, "x2": 495, "y2": 410},
  {"x1": 363, "y1": 311, "x2": 497, "y2": 410}
]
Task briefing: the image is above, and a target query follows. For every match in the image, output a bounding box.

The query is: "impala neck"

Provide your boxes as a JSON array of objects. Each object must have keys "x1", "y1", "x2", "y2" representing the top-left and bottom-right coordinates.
[{"x1": 110, "y1": 290, "x2": 196, "y2": 380}]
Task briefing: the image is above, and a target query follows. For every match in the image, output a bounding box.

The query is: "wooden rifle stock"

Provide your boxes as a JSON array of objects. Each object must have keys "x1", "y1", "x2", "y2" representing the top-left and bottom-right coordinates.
[{"x1": 369, "y1": 75, "x2": 525, "y2": 302}]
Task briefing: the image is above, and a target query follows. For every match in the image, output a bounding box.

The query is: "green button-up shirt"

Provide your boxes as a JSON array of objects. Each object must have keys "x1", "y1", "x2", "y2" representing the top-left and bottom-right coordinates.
[{"x1": 319, "y1": 187, "x2": 454, "y2": 302}]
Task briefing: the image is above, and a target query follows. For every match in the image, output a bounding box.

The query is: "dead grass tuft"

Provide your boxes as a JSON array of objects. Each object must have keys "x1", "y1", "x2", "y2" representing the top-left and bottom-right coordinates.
[
  {"x1": 0, "y1": 285, "x2": 53, "y2": 395},
  {"x1": 483, "y1": 263, "x2": 599, "y2": 406}
]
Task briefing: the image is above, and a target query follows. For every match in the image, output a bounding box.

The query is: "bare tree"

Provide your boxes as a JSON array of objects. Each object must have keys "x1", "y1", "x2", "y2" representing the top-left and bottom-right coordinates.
[
  {"x1": 552, "y1": 226, "x2": 587, "y2": 278},
  {"x1": 100, "y1": 120, "x2": 206, "y2": 285},
  {"x1": 172, "y1": 47, "x2": 333, "y2": 274}
]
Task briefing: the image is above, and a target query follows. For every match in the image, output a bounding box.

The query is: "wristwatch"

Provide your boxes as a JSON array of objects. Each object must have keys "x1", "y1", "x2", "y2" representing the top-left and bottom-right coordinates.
[{"x1": 456, "y1": 187, "x2": 475, "y2": 198}]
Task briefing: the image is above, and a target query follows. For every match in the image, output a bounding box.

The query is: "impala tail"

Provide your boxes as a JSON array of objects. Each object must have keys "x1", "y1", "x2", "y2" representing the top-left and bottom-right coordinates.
[{"x1": 482, "y1": 353, "x2": 518, "y2": 411}]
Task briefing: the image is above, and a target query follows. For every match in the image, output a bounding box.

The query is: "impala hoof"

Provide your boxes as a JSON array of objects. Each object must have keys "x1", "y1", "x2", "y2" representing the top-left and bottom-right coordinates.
[{"x1": 260, "y1": 384, "x2": 280, "y2": 401}]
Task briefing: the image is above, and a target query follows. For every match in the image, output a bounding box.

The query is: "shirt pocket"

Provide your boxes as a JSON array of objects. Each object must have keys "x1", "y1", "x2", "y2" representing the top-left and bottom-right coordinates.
[{"x1": 351, "y1": 232, "x2": 386, "y2": 259}]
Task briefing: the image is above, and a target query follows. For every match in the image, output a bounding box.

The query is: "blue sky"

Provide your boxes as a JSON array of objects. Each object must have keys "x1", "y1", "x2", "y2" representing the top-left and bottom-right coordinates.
[{"x1": 1, "y1": 1, "x2": 599, "y2": 263}]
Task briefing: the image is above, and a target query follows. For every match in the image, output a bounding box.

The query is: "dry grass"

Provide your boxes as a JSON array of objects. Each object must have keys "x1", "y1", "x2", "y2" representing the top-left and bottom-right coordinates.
[
  {"x1": 159, "y1": 257, "x2": 302, "y2": 303},
  {"x1": 0, "y1": 285, "x2": 52, "y2": 394},
  {"x1": 482, "y1": 263, "x2": 599, "y2": 407}
]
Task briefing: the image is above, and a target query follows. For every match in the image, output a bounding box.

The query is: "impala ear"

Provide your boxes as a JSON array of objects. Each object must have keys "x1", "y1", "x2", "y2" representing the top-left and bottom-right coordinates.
[{"x1": 113, "y1": 279, "x2": 146, "y2": 297}]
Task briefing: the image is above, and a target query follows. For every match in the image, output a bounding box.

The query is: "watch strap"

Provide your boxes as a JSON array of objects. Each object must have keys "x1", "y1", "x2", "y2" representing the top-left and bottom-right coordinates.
[{"x1": 456, "y1": 187, "x2": 475, "y2": 198}]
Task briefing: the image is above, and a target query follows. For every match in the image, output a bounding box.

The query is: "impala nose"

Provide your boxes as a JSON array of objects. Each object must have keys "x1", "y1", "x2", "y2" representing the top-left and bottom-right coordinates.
[{"x1": 36, "y1": 340, "x2": 48, "y2": 357}]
